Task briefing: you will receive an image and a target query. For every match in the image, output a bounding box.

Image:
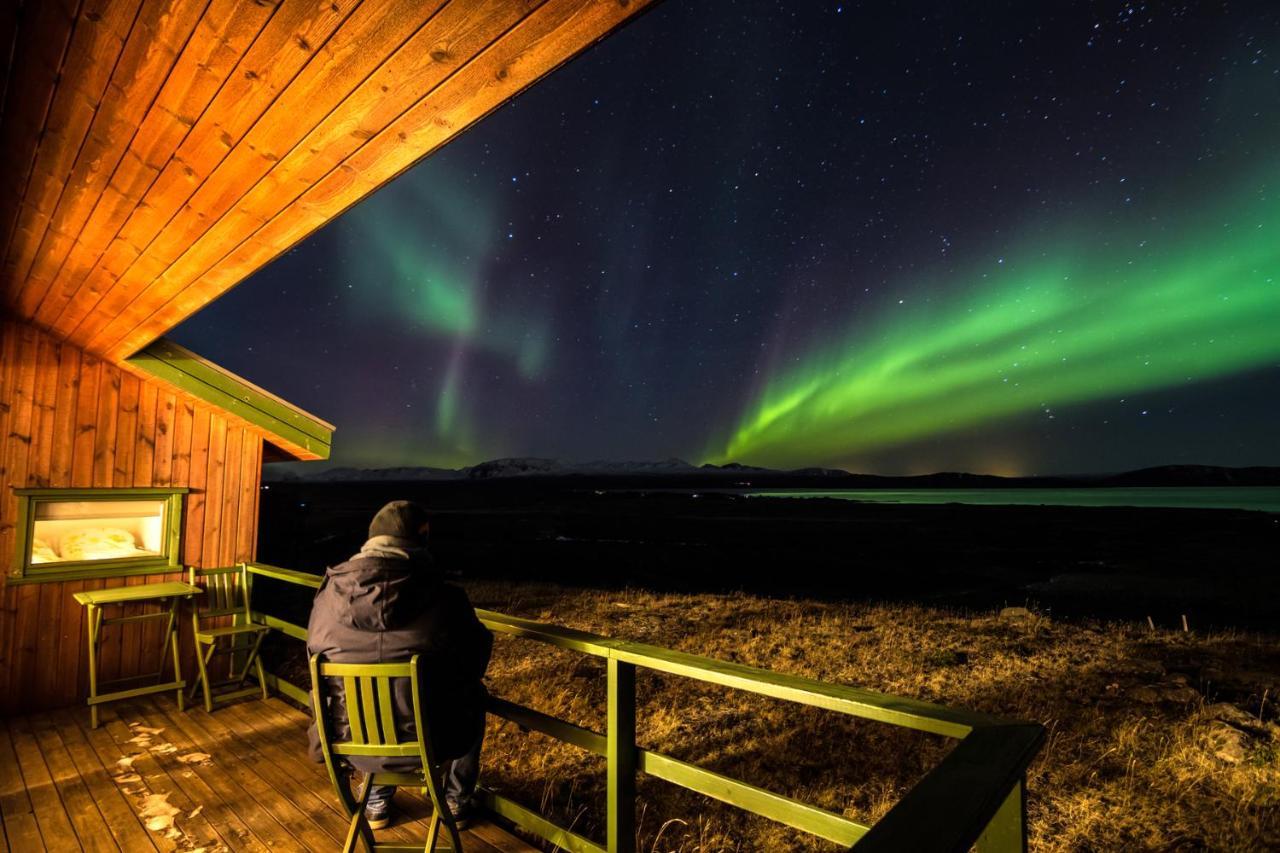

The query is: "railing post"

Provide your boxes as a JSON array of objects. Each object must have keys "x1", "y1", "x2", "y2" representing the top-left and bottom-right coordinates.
[
  {"x1": 607, "y1": 658, "x2": 636, "y2": 853},
  {"x1": 976, "y1": 778, "x2": 1027, "y2": 853},
  {"x1": 234, "y1": 562, "x2": 253, "y2": 676}
]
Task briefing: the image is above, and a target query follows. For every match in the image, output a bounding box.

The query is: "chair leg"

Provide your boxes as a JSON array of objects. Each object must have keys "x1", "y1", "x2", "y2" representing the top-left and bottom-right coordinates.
[
  {"x1": 424, "y1": 812, "x2": 440, "y2": 853},
  {"x1": 343, "y1": 810, "x2": 363, "y2": 853},
  {"x1": 236, "y1": 631, "x2": 267, "y2": 693},
  {"x1": 421, "y1": 765, "x2": 462, "y2": 852},
  {"x1": 255, "y1": 652, "x2": 269, "y2": 701},
  {"x1": 189, "y1": 641, "x2": 205, "y2": 700},
  {"x1": 442, "y1": 813, "x2": 464, "y2": 853},
  {"x1": 194, "y1": 642, "x2": 217, "y2": 713},
  {"x1": 344, "y1": 775, "x2": 375, "y2": 853}
]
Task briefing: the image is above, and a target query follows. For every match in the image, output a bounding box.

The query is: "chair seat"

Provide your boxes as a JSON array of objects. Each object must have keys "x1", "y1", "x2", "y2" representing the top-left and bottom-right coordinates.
[
  {"x1": 194, "y1": 622, "x2": 270, "y2": 642},
  {"x1": 369, "y1": 771, "x2": 430, "y2": 787}
]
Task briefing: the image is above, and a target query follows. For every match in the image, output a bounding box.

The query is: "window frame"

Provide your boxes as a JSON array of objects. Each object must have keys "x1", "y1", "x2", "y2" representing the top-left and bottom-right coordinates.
[{"x1": 10, "y1": 487, "x2": 188, "y2": 584}]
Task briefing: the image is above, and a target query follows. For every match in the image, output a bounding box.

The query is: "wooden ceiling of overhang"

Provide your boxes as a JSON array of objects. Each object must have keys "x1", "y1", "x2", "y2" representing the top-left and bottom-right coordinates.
[{"x1": 0, "y1": 0, "x2": 654, "y2": 362}]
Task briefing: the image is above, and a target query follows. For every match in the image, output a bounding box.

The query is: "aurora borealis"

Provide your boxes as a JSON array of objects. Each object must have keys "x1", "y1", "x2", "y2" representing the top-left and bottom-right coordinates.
[
  {"x1": 173, "y1": 2, "x2": 1280, "y2": 475},
  {"x1": 712, "y1": 165, "x2": 1280, "y2": 469}
]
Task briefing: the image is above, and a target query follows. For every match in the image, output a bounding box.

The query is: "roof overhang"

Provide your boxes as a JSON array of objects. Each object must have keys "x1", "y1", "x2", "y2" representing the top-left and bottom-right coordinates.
[
  {"x1": 126, "y1": 338, "x2": 334, "y2": 461},
  {"x1": 0, "y1": 0, "x2": 656, "y2": 359}
]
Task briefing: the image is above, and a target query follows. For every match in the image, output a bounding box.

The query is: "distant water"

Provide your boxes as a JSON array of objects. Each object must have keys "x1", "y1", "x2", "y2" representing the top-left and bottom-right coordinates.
[{"x1": 746, "y1": 487, "x2": 1280, "y2": 513}]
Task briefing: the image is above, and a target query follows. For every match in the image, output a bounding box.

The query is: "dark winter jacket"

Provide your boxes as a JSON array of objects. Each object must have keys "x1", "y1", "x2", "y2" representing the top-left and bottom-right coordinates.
[{"x1": 306, "y1": 537, "x2": 492, "y2": 771}]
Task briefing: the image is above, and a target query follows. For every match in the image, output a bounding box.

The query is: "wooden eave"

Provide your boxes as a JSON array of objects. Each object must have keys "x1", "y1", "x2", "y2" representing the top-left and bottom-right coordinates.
[
  {"x1": 125, "y1": 338, "x2": 334, "y2": 461},
  {"x1": 0, "y1": 0, "x2": 656, "y2": 364}
]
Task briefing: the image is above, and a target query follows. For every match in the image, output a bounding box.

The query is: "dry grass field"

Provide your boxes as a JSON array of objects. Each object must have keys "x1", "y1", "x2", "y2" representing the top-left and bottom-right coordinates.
[{"x1": 465, "y1": 581, "x2": 1280, "y2": 852}]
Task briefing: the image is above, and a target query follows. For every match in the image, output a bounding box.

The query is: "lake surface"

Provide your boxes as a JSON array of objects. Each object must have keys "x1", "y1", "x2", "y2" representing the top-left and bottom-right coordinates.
[{"x1": 747, "y1": 487, "x2": 1280, "y2": 513}]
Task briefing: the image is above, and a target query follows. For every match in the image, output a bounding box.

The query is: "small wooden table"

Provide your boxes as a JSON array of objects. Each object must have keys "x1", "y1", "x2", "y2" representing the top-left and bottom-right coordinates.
[{"x1": 72, "y1": 581, "x2": 202, "y2": 728}]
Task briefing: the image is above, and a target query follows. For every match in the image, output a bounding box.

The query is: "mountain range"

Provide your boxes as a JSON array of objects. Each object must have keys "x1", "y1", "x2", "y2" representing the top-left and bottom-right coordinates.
[{"x1": 263, "y1": 459, "x2": 1280, "y2": 487}]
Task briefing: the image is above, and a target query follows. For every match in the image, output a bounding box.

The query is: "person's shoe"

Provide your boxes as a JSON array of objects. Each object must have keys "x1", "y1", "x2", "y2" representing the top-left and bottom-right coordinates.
[
  {"x1": 445, "y1": 797, "x2": 476, "y2": 830},
  {"x1": 364, "y1": 799, "x2": 396, "y2": 830}
]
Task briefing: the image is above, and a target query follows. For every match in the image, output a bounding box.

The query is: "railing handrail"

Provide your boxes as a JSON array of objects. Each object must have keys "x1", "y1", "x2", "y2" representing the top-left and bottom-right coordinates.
[
  {"x1": 246, "y1": 560, "x2": 322, "y2": 589},
  {"x1": 243, "y1": 560, "x2": 1042, "y2": 852},
  {"x1": 477, "y1": 608, "x2": 999, "y2": 738}
]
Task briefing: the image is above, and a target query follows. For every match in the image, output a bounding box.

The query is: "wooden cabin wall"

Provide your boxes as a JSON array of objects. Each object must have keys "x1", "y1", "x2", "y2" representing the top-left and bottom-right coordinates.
[{"x1": 0, "y1": 317, "x2": 264, "y2": 714}]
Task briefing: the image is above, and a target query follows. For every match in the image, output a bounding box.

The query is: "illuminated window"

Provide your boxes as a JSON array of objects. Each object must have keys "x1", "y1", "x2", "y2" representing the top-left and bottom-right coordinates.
[{"x1": 12, "y1": 489, "x2": 187, "y2": 583}]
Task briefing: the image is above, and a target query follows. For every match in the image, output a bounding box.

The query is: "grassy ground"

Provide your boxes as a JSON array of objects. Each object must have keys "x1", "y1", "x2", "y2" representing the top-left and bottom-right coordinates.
[{"x1": 463, "y1": 581, "x2": 1280, "y2": 852}]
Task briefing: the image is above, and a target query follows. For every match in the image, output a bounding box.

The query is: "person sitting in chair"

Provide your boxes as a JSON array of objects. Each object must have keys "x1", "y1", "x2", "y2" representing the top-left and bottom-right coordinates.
[{"x1": 308, "y1": 500, "x2": 492, "y2": 829}]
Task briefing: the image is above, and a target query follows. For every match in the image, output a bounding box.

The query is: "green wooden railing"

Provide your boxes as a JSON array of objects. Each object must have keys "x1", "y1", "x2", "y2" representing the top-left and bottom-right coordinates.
[{"x1": 243, "y1": 561, "x2": 1044, "y2": 852}]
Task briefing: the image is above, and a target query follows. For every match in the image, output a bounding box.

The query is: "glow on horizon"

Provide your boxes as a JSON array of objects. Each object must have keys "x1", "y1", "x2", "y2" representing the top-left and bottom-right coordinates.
[{"x1": 709, "y1": 170, "x2": 1280, "y2": 470}]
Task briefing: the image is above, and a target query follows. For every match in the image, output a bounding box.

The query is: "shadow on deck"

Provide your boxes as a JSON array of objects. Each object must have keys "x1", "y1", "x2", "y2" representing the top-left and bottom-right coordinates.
[{"x1": 0, "y1": 695, "x2": 536, "y2": 852}]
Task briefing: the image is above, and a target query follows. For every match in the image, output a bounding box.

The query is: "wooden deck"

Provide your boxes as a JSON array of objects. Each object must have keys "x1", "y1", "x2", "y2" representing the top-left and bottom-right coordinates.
[{"x1": 0, "y1": 695, "x2": 536, "y2": 852}]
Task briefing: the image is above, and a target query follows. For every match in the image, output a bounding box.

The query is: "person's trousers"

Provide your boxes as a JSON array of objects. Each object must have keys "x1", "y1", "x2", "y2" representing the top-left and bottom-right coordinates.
[{"x1": 366, "y1": 722, "x2": 484, "y2": 809}]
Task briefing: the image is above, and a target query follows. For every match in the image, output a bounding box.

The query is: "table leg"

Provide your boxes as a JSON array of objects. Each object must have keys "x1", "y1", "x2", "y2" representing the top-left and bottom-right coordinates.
[
  {"x1": 170, "y1": 597, "x2": 185, "y2": 712},
  {"x1": 156, "y1": 602, "x2": 175, "y2": 681},
  {"x1": 86, "y1": 605, "x2": 102, "y2": 729}
]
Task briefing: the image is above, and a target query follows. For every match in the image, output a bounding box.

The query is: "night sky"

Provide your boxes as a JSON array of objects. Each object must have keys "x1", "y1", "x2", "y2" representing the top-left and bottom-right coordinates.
[{"x1": 172, "y1": 1, "x2": 1280, "y2": 476}]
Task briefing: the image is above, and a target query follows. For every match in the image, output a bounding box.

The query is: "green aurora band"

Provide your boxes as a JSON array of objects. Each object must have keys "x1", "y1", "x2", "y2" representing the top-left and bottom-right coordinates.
[
  {"x1": 335, "y1": 173, "x2": 550, "y2": 464},
  {"x1": 711, "y1": 171, "x2": 1280, "y2": 470}
]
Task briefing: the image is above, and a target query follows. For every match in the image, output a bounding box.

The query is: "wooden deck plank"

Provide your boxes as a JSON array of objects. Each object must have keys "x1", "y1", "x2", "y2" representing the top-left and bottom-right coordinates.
[
  {"x1": 26, "y1": 714, "x2": 122, "y2": 852},
  {"x1": 145, "y1": 699, "x2": 335, "y2": 849},
  {"x1": 184, "y1": 698, "x2": 352, "y2": 846},
  {"x1": 216, "y1": 696, "x2": 434, "y2": 846},
  {"x1": 230, "y1": 697, "x2": 522, "y2": 852},
  {"x1": 5, "y1": 696, "x2": 535, "y2": 852},
  {"x1": 104, "y1": 701, "x2": 265, "y2": 853},
  {"x1": 0, "y1": 722, "x2": 44, "y2": 852},
  {"x1": 80, "y1": 701, "x2": 188, "y2": 850},
  {"x1": 224, "y1": 696, "x2": 516, "y2": 849},
  {"x1": 87, "y1": 696, "x2": 244, "y2": 850},
  {"x1": 7, "y1": 716, "x2": 82, "y2": 852},
  {"x1": 47, "y1": 709, "x2": 161, "y2": 853},
  {"x1": 470, "y1": 820, "x2": 541, "y2": 853}
]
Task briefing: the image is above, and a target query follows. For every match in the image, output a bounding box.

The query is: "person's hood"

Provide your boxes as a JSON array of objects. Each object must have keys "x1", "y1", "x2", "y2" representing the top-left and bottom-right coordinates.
[{"x1": 322, "y1": 541, "x2": 440, "y2": 632}]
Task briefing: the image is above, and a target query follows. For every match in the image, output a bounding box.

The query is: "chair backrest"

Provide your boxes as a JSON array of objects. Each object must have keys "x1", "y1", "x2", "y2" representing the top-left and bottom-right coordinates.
[
  {"x1": 189, "y1": 563, "x2": 252, "y2": 621},
  {"x1": 309, "y1": 654, "x2": 437, "y2": 768}
]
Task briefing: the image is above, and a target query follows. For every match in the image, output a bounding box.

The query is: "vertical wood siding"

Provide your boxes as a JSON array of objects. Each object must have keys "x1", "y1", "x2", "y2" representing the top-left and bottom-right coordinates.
[{"x1": 0, "y1": 317, "x2": 266, "y2": 714}]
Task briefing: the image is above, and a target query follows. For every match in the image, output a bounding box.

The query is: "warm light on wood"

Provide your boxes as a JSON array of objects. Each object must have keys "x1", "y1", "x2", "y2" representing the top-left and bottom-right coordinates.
[{"x1": 1, "y1": 0, "x2": 656, "y2": 363}]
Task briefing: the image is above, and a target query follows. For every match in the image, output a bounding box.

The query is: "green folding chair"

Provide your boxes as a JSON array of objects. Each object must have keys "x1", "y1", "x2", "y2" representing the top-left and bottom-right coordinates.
[
  {"x1": 310, "y1": 654, "x2": 465, "y2": 852},
  {"x1": 188, "y1": 563, "x2": 270, "y2": 713}
]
